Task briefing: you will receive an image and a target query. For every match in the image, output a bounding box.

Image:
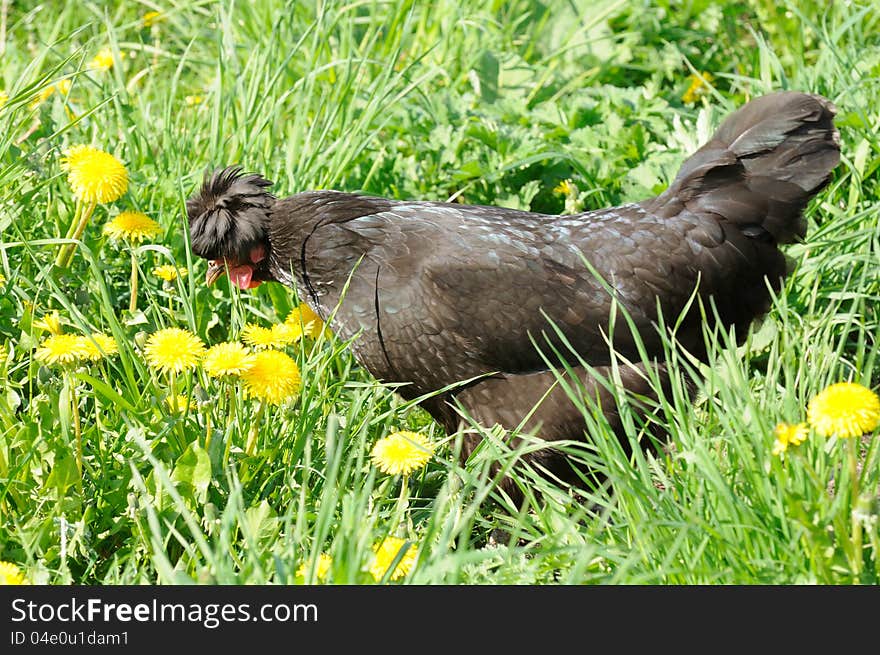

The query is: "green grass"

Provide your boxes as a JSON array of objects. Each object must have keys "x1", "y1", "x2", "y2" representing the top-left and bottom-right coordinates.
[{"x1": 1, "y1": 0, "x2": 879, "y2": 584}]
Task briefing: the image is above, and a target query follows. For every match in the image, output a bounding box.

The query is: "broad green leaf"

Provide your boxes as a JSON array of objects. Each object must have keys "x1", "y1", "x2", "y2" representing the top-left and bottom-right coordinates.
[{"x1": 171, "y1": 442, "x2": 212, "y2": 505}]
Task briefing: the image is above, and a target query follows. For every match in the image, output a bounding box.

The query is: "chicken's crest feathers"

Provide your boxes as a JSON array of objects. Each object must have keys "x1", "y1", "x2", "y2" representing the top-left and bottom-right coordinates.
[{"x1": 186, "y1": 166, "x2": 275, "y2": 261}]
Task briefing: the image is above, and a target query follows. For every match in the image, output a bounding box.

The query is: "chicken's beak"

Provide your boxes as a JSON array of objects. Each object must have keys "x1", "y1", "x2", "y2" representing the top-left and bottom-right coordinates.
[{"x1": 205, "y1": 261, "x2": 225, "y2": 286}]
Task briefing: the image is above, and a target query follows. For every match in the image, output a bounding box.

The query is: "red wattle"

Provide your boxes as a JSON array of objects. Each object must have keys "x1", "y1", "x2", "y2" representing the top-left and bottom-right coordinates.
[{"x1": 229, "y1": 264, "x2": 254, "y2": 289}]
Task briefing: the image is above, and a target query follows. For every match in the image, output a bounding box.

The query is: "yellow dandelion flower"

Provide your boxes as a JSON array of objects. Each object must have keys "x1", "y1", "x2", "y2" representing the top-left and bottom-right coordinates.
[
  {"x1": 0, "y1": 91, "x2": 8, "y2": 108},
  {"x1": 144, "y1": 327, "x2": 205, "y2": 375},
  {"x1": 80, "y1": 333, "x2": 118, "y2": 361},
  {"x1": 807, "y1": 382, "x2": 880, "y2": 439},
  {"x1": 285, "y1": 304, "x2": 324, "y2": 339},
  {"x1": 241, "y1": 323, "x2": 289, "y2": 349},
  {"x1": 34, "y1": 310, "x2": 64, "y2": 335},
  {"x1": 152, "y1": 265, "x2": 187, "y2": 282},
  {"x1": 682, "y1": 71, "x2": 714, "y2": 104},
  {"x1": 61, "y1": 145, "x2": 128, "y2": 204},
  {"x1": 89, "y1": 48, "x2": 114, "y2": 71},
  {"x1": 60, "y1": 144, "x2": 91, "y2": 168},
  {"x1": 34, "y1": 334, "x2": 91, "y2": 366},
  {"x1": 142, "y1": 11, "x2": 163, "y2": 27},
  {"x1": 771, "y1": 422, "x2": 809, "y2": 457},
  {"x1": 28, "y1": 80, "x2": 69, "y2": 109},
  {"x1": 0, "y1": 273, "x2": 5, "y2": 286},
  {"x1": 554, "y1": 179, "x2": 575, "y2": 196},
  {"x1": 203, "y1": 342, "x2": 254, "y2": 378},
  {"x1": 370, "y1": 537, "x2": 417, "y2": 582},
  {"x1": 28, "y1": 83, "x2": 56, "y2": 109},
  {"x1": 271, "y1": 321, "x2": 303, "y2": 344},
  {"x1": 165, "y1": 394, "x2": 197, "y2": 412},
  {"x1": 103, "y1": 211, "x2": 161, "y2": 242},
  {"x1": 0, "y1": 561, "x2": 28, "y2": 585},
  {"x1": 275, "y1": 321, "x2": 304, "y2": 343},
  {"x1": 185, "y1": 95, "x2": 203, "y2": 106},
  {"x1": 240, "y1": 349, "x2": 301, "y2": 404},
  {"x1": 296, "y1": 553, "x2": 333, "y2": 581},
  {"x1": 370, "y1": 430, "x2": 434, "y2": 476}
]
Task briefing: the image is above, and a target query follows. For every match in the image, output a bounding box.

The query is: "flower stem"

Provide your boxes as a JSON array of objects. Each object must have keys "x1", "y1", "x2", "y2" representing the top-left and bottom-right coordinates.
[
  {"x1": 168, "y1": 371, "x2": 186, "y2": 452},
  {"x1": 62, "y1": 199, "x2": 84, "y2": 240},
  {"x1": 128, "y1": 246, "x2": 139, "y2": 313},
  {"x1": 67, "y1": 371, "x2": 82, "y2": 479},
  {"x1": 847, "y1": 438, "x2": 862, "y2": 579},
  {"x1": 54, "y1": 200, "x2": 83, "y2": 268},
  {"x1": 56, "y1": 200, "x2": 97, "y2": 269},
  {"x1": 392, "y1": 475, "x2": 410, "y2": 536},
  {"x1": 223, "y1": 387, "x2": 236, "y2": 469},
  {"x1": 169, "y1": 372, "x2": 178, "y2": 412},
  {"x1": 245, "y1": 401, "x2": 265, "y2": 456},
  {"x1": 204, "y1": 413, "x2": 212, "y2": 452}
]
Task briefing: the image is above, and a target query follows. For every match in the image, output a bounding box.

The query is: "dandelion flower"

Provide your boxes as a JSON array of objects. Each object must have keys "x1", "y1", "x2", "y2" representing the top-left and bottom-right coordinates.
[
  {"x1": 61, "y1": 145, "x2": 128, "y2": 204},
  {"x1": 270, "y1": 322, "x2": 303, "y2": 344},
  {"x1": 80, "y1": 333, "x2": 118, "y2": 361},
  {"x1": 286, "y1": 304, "x2": 324, "y2": 339},
  {"x1": 103, "y1": 211, "x2": 161, "y2": 242},
  {"x1": 28, "y1": 80, "x2": 70, "y2": 109},
  {"x1": 102, "y1": 211, "x2": 160, "y2": 313},
  {"x1": 185, "y1": 95, "x2": 203, "y2": 106},
  {"x1": 371, "y1": 430, "x2": 434, "y2": 476},
  {"x1": 89, "y1": 48, "x2": 114, "y2": 71},
  {"x1": 241, "y1": 323, "x2": 274, "y2": 348},
  {"x1": 807, "y1": 382, "x2": 880, "y2": 439},
  {"x1": 296, "y1": 553, "x2": 333, "y2": 581},
  {"x1": 241, "y1": 323, "x2": 291, "y2": 349},
  {"x1": 682, "y1": 71, "x2": 714, "y2": 104},
  {"x1": 142, "y1": 11, "x2": 163, "y2": 27},
  {"x1": 203, "y1": 342, "x2": 253, "y2": 378},
  {"x1": 152, "y1": 265, "x2": 187, "y2": 282},
  {"x1": 165, "y1": 394, "x2": 197, "y2": 412},
  {"x1": 144, "y1": 327, "x2": 205, "y2": 374},
  {"x1": 370, "y1": 537, "x2": 416, "y2": 581},
  {"x1": 0, "y1": 91, "x2": 8, "y2": 108},
  {"x1": 28, "y1": 84, "x2": 56, "y2": 109},
  {"x1": 34, "y1": 310, "x2": 64, "y2": 335},
  {"x1": 34, "y1": 334, "x2": 91, "y2": 366},
  {"x1": 0, "y1": 561, "x2": 28, "y2": 585},
  {"x1": 240, "y1": 349, "x2": 301, "y2": 404},
  {"x1": 772, "y1": 422, "x2": 808, "y2": 456},
  {"x1": 0, "y1": 272, "x2": 5, "y2": 286},
  {"x1": 554, "y1": 179, "x2": 575, "y2": 196}
]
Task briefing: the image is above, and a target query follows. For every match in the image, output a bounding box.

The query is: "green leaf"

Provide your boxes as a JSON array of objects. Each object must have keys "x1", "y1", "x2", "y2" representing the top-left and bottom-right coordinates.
[
  {"x1": 171, "y1": 442, "x2": 212, "y2": 505},
  {"x1": 474, "y1": 51, "x2": 499, "y2": 103},
  {"x1": 74, "y1": 372, "x2": 137, "y2": 413},
  {"x1": 45, "y1": 451, "x2": 80, "y2": 495},
  {"x1": 123, "y1": 309, "x2": 149, "y2": 327},
  {"x1": 244, "y1": 499, "x2": 279, "y2": 544}
]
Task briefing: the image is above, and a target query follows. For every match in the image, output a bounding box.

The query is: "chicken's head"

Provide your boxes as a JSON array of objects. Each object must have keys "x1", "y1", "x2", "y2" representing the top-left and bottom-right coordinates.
[{"x1": 186, "y1": 166, "x2": 275, "y2": 289}]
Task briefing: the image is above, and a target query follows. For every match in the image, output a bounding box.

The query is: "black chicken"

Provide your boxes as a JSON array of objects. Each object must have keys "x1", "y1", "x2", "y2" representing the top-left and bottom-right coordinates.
[{"x1": 186, "y1": 91, "x2": 839, "y2": 498}]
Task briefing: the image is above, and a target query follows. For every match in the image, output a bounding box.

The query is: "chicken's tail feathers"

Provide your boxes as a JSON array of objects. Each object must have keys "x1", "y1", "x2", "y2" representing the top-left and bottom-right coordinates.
[{"x1": 648, "y1": 91, "x2": 840, "y2": 244}]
